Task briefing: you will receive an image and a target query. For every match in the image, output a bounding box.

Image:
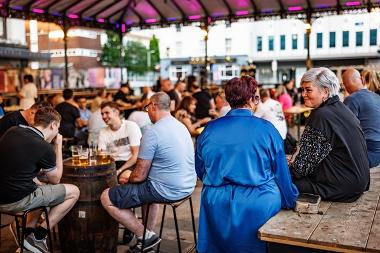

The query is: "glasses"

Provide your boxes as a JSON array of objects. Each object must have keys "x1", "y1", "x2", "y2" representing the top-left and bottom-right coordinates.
[
  {"x1": 253, "y1": 95, "x2": 260, "y2": 105},
  {"x1": 143, "y1": 102, "x2": 152, "y2": 112}
]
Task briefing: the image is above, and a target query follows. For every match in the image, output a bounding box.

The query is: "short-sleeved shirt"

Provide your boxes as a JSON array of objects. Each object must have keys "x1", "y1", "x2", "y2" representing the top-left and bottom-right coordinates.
[
  {"x1": 19, "y1": 83, "x2": 37, "y2": 110},
  {"x1": 138, "y1": 115, "x2": 196, "y2": 200},
  {"x1": 55, "y1": 102, "x2": 80, "y2": 137},
  {"x1": 0, "y1": 125, "x2": 56, "y2": 204},
  {"x1": 0, "y1": 110, "x2": 28, "y2": 138},
  {"x1": 255, "y1": 98, "x2": 287, "y2": 139},
  {"x1": 98, "y1": 119, "x2": 142, "y2": 162}
]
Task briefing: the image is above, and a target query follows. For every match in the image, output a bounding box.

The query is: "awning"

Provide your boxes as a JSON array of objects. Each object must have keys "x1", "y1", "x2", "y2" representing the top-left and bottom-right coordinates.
[
  {"x1": 1, "y1": 0, "x2": 379, "y2": 32},
  {"x1": 0, "y1": 43, "x2": 51, "y2": 61}
]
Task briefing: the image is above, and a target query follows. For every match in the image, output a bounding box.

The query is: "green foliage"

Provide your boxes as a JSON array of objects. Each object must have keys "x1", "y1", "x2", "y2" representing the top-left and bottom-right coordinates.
[
  {"x1": 124, "y1": 41, "x2": 148, "y2": 75},
  {"x1": 149, "y1": 35, "x2": 160, "y2": 71},
  {"x1": 100, "y1": 31, "x2": 122, "y2": 67}
]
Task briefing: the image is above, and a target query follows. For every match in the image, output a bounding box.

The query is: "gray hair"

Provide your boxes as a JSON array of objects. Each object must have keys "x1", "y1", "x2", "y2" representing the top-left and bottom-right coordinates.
[
  {"x1": 301, "y1": 67, "x2": 340, "y2": 97},
  {"x1": 150, "y1": 92, "x2": 170, "y2": 111}
]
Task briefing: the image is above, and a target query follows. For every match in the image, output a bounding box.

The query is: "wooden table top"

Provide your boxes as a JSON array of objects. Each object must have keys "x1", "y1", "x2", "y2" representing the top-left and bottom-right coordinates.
[
  {"x1": 284, "y1": 105, "x2": 313, "y2": 114},
  {"x1": 259, "y1": 166, "x2": 380, "y2": 253}
]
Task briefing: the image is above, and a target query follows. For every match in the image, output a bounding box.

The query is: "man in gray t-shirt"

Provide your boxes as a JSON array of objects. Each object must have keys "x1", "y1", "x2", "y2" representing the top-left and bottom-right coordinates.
[{"x1": 101, "y1": 92, "x2": 196, "y2": 252}]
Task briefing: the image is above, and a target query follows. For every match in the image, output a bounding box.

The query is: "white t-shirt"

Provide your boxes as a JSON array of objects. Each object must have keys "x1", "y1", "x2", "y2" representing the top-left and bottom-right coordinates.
[
  {"x1": 127, "y1": 111, "x2": 152, "y2": 132},
  {"x1": 98, "y1": 119, "x2": 142, "y2": 161},
  {"x1": 19, "y1": 83, "x2": 38, "y2": 109},
  {"x1": 255, "y1": 98, "x2": 287, "y2": 139}
]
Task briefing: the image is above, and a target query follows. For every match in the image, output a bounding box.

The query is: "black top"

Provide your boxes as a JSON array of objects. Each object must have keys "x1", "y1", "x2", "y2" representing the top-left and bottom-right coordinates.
[
  {"x1": 55, "y1": 102, "x2": 80, "y2": 137},
  {"x1": 0, "y1": 126, "x2": 56, "y2": 204},
  {"x1": 291, "y1": 96, "x2": 370, "y2": 202},
  {"x1": 113, "y1": 90, "x2": 131, "y2": 104},
  {"x1": 166, "y1": 89, "x2": 180, "y2": 109},
  {"x1": 192, "y1": 90, "x2": 212, "y2": 119},
  {"x1": 0, "y1": 110, "x2": 28, "y2": 138}
]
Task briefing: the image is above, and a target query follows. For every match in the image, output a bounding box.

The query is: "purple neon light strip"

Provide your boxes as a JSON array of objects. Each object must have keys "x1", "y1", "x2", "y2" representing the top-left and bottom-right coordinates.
[
  {"x1": 32, "y1": 8, "x2": 45, "y2": 14},
  {"x1": 345, "y1": 1, "x2": 361, "y2": 6},
  {"x1": 121, "y1": 24, "x2": 126, "y2": 33},
  {"x1": 288, "y1": 6, "x2": 302, "y2": 11},
  {"x1": 97, "y1": 18, "x2": 105, "y2": 23},
  {"x1": 235, "y1": 10, "x2": 249, "y2": 16},
  {"x1": 188, "y1": 15, "x2": 201, "y2": 20},
  {"x1": 166, "y1": 17, "x2": 177, "y2": 21},
  {"x1": 12, "y1": 5, "x2": 23, "y2": 10}
]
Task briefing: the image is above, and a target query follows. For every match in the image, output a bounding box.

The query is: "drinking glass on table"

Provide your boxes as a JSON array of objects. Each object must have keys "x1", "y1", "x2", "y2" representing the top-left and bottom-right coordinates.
[
  {"x1": 79, "y1": 148, "x2": 89, "y2": 166},
  {"x1": 70, "y1": 145, "x2": 82, "y2": 165}
]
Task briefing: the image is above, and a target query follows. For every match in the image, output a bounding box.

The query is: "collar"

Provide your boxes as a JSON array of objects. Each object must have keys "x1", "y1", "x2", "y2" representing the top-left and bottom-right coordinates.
[
  {"x1": 320, "y1": 95, "x2": 340, "y2": 108},
  {"x1": 226, "y1": 108, "x2": 254, "y2": 117},
  {"x1": 19, "y1": 125, "x2": 44, "y2": 139}
]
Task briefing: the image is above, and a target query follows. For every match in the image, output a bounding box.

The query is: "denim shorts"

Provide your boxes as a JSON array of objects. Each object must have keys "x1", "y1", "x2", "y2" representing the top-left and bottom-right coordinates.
[
  {"x1": 0, "y1": 184, "x2": 66, "y2": 214},
  {"x1": 108, "y1": 180, "x2": 170, "y2": 209}
]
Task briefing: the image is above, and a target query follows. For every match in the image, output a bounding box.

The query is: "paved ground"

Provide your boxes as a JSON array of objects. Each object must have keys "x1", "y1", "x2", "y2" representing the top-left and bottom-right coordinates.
[{"x1": 1, "y1": 126, "x2": 302, "y2": 253}]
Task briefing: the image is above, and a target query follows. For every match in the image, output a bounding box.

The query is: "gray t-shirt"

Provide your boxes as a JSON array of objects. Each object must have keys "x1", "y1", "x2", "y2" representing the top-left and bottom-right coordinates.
[{"x1": 138, "y1": 115, "x2": 196, "y2": 200}]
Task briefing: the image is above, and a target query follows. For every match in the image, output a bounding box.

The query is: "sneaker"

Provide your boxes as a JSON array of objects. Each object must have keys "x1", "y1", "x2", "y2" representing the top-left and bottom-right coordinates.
[
  {"x1": 129, "y1": 234, "x2": 161, "y2": 253},
  {"x1": 23, "y1": 233, "x2": 49, "y2": 253}
]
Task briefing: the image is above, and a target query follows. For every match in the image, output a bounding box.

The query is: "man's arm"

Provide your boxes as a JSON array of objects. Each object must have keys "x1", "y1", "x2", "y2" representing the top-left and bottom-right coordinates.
[
  {"x1": 117, "y1": 145, "x2": 139, "y2": 175},
  {"x1": 45, "y1": 134, "x2": 63, "y2": 184},
  {"x1": 128, "y1": 158, "x2": 152, "y2": 183}
]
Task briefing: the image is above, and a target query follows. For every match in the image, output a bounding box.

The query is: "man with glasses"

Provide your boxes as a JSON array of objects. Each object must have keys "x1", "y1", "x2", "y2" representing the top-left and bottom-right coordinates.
[{"x1": 101, "y1": 92, "x2": 196, "y2": 252}]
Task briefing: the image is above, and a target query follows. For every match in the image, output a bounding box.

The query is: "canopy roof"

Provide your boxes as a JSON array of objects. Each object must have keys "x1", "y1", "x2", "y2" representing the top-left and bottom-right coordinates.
[{"x1": 1, "y1": 0, "x2": 380, "y2": 31}]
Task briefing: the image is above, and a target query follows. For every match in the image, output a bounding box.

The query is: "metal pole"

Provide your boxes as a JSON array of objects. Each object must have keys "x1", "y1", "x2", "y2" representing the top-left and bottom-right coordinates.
[
  {"x1": 306, "y1": 18, "x2": 312, "y2": 70},
  {"x1": 119, "y1": 31, "x2": 124, "y2": 83},
  {"x1": 63, "y1": 22, "x2": 69, "y2": 88}
]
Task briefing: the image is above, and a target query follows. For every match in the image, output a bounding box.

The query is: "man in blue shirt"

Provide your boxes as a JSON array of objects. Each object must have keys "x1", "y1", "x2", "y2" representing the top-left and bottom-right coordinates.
[
  {"x1": 101, "y1": 92, "x2": 196, "y2": 252},
  {"x1": 342, "y1": 68, "x2": 380, "y2": 168}
]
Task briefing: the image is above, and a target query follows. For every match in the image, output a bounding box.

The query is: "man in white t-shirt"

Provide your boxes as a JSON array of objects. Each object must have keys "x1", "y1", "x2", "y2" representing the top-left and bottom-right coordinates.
[
  {"x1": 98, "y1": 101, "x2": 142, "y2": 181},
  {"x1": 18, "y1": 74, "x2": 38, "y2": 110},
  {"x1": 255, "y1": 88, "x2": 287, "y2": 140}
]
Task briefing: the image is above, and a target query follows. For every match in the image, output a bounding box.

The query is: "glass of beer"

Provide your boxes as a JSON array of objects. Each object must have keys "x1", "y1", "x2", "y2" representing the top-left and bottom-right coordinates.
[
  {"x1": 70, "y1": 145, "x2": 82, "y2": 165},
  {"x1": 97, "y1": 150, "x2": 111, "y2": 164},
  {"x1": 79, "y1": 148, "x2": 89, "y2": 166}
]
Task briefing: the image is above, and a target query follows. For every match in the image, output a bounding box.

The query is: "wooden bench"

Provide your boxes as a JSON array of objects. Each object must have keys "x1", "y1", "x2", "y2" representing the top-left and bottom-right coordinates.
[{"x1": 258, "y1": 167, "x2": 380, "y2": 253}]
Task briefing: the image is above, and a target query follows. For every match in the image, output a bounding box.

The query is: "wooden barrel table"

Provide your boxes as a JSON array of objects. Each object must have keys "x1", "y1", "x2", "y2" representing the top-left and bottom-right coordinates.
[{"x1": 59, "y1": 158, "x2": 118, "y2": 253}]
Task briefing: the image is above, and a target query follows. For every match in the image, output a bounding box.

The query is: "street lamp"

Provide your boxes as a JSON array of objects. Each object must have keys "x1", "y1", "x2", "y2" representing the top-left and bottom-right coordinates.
[{"x1": 200, "y1": 25, "x2": 208, "y2": 88}]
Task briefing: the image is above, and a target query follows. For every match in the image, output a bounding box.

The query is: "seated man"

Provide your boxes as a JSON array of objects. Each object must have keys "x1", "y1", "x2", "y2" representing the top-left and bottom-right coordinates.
[
  {"x1": 342, "y1": 68, "x2": 380, "y2": 168},
  {"x1": 98, "y1": 101, "x2": 142, "y2": 181},
  {"x1": 0, "y1": 107, "x2": 80, "y2": 253},
  {"x1": 101, "y1": 92, "x2": 197, "y2": 252},
  {"x1": 0, "y1": 101, "x2": 51, "y2": 138}
]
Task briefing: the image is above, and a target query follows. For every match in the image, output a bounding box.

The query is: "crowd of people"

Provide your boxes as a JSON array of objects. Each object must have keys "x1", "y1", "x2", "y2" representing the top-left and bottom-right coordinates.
[{"x1": 0, "y1": 66, "x2": 379, "y2": 253}]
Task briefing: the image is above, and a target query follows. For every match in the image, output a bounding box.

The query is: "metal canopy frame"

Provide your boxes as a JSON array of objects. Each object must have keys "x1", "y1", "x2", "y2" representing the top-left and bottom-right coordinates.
[{"x1": 1, "y1": 0, "x2": 379, "y2": 32}]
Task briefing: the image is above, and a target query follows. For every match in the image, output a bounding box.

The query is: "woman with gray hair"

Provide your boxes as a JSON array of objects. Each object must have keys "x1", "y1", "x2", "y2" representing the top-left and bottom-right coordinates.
[{"x1": 289, "y1": 67, "x2": 369, "y2": 202}]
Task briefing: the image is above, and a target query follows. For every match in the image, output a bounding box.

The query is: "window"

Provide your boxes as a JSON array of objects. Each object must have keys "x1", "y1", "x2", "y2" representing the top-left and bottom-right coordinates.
[
  {"x1": 225, "y1": 38, "x2": 232, "y2": 54},
  {"x1": 370, "y1": 29, "x2": 377, "y2": 46},
  {"x1": 200, "y1": 40, "x2": 205, "y2": 54},
  {"x1": 342, "y1": 31, "x2": 349, "y2": 47},
  {"x1": 257, "y1": 36, "x2": 262, "y2": 52},
  {"x1": 292, "y1": 34, "x2": 297, "y2": 50},
  {"x1": 316, "y1": 33, "x2": 323, "y2": 48},
  {"x1": 329, "y1": 32, "x2": 336, "y2": 48},
  {"x1": 356, "y1": 31, "x2": 363, "y2": 46},
  {"x1": 175, "y1": 24, "x2": 181, "y2": 32},
  {"x1": 280, "y1": 35, "x2": 286, "y2": 50},
  {"x1": 175, "y1": 41, "x2": 182, "y2": 55},
  {"x1": 268, "y1": 36, "x2": 274, "y2": 51},
  {"x1": 304, "y1": 33, "x2": 308, "y2": 49}
]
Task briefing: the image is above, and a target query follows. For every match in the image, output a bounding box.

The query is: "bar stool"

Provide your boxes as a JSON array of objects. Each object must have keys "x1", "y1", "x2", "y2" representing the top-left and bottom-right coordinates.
[
  {"x1": 142, "y1": 195, "x2": 197, "y2": 253},
  {"x1": 0, "y1": 206, "x2": 53, "y2": 253}
]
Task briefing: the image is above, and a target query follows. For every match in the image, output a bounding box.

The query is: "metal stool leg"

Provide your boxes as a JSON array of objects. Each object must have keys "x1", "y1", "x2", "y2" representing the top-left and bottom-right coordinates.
[
  {"x1": 189, "y1": 197, "x2": 197, "y2": 244},
  {"x1": 172, "y1": 206, "x2": 182, "y2": 253},
  {"x1": 141, "y1": 203, "x2": 151, "y2": 253},
  {"x1": 43, "y1": 207, "x2": 53, "y2": 253},
  {"x1": 156, "y1": 205, "x2": 167, "y2": 253},
  {"x1": 20, "y1": 213, "x2": 28, "y2": 253}
]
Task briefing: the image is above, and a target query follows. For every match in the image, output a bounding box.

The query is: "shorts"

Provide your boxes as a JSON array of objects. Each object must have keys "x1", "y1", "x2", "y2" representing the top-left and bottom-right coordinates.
[
  {"x1": 109, "y1": 180, "x2": 170, "y2": 209},
  {"x1": 0, "y1": 184, "x2": 66, "y2": 214}
]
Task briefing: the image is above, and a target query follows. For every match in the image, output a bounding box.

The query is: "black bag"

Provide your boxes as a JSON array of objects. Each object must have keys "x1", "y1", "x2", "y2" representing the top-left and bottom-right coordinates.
[{"x1": 284, "y1": 133, "x2": 297, "y2": 155}]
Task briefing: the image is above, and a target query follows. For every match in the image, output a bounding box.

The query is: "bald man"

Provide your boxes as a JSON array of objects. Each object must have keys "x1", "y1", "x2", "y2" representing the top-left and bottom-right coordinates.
[{"x1": 342, "y1": 68, "x2": 380, "y2": 168}]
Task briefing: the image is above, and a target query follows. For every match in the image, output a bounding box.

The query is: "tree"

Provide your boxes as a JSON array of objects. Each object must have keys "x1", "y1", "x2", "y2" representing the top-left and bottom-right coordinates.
[
  {"x1": 100, "y1": 31, "x2": 122, "y2": 67},
  {"x1": 149, "y1": 35, "x2": 160, "y2": 71},
  {"x1": 124, "y1": 41, "x2": 148, "y2": 75}
]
